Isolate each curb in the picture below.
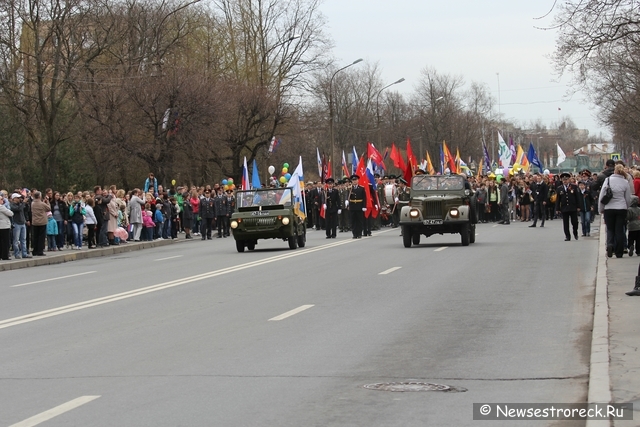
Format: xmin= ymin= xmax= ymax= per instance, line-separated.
xmin=0 ymin=239 xmax=183 ymax=271
xmin=586 ymin=217 xmax=612 ymax=427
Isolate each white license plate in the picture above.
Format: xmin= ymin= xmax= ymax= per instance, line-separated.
xmin=423 ymin=219 xmax=443 ymax=225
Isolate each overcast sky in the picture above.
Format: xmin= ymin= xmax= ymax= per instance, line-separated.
xmin=319 ymin=0 xmax=609 ymax=139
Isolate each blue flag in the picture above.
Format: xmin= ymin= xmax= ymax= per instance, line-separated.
xmin=251 ymin=159 xmax=261 ymax=189
xmin=439 ymin=144 xmax=445 ymax=174
xmin=483 ymin=142 xmax=492 ymax=173
xmin=527 ymin=142 xmax=543 ymax=170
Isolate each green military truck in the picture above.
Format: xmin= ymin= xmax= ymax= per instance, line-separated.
xmin=230 ymin=187 xmax=306 ymax=252
xmin=399 ymin=175 xmax=477 ymax=247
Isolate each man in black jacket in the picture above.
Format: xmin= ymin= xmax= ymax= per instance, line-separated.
xmin=323 ymin=178 xmax=342 ymax=239
xmin=596 ymin=159 xmax=615 ymax=192
xmin=529 ymin=174 xmax=548 ymax=228
xmin=347 ymin=174 xmax=366 ymax=239
xmin=199 ymin=189 xmax=215 ymax=240
xmin=556 ymin=172 xmax=583 ymax=241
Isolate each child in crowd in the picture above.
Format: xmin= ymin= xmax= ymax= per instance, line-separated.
xmin=142 ymin=203 xmax=155 ymax=241
xmin=46 ymin=212 xmax=58 ymax=251
xmin=84 ymin=197 xmax=97 ymax=249
xmin=153 ymin=203 xmax=164 ymax=239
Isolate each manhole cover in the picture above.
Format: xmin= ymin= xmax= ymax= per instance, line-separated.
xmin=363 ymin=382 xmax=467 ymax=392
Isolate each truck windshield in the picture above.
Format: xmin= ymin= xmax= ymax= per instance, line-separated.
xmin=236 ymin=188 xmax=293 ymax=208
xmin=412 ymin=175 xmax=464 ymax=191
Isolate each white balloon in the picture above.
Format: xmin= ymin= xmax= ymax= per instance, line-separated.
xmin=268 ymin=165 xmax=275 ymax=175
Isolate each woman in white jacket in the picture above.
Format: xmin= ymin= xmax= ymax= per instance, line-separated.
xmin=0 ymin=192 xmax=14 ymax=260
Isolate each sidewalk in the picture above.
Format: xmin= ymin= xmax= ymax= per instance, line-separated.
xmin=0 ymin=238 xmax=184 ymax=271
xmin=607 ymin=226 xmax=640 ymax=425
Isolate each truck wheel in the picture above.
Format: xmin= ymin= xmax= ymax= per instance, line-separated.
xmin=402 ymin=226 xmax=412 ymax=248
xmin=469 ymin=223 xmax=476 ymax=244
xmin=247 ymin=241 xmax=256 ymax=251
xmin=412 ymin=233 xmax=421 ymax=245
xmin=236 ymin=240 xmax=245 ymax=253
xmin=288 ymin=235 xmax=298 ymax=249
xmin=460 ymin=223 xmax=470 ymax=246
xmin=297 ymin=230 xmax=306 ymax=248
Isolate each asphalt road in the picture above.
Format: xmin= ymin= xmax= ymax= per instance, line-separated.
xmin=0 ymin=219 xmax=598 ymax=426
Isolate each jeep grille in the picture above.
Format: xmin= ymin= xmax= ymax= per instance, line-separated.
xmin=244 ymin=217 xmax=277 ymax=227
xmin=423 ymin=201 xmax=442 ymax=219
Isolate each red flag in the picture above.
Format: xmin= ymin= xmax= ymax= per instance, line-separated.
xmin=442 ymin=141 xmax=456 ymax=173
xmin=355 ymin=156 xmax=374 ymax=217
xmin=390 ymin=142 xmax=406 ymax=172
xmin=367 ymin=142 xmax=384 ymax=164
xmin=326 ymin=159 xmax=332 ymax=179
xmin=406 ymin=138 xmax=418 ymax=171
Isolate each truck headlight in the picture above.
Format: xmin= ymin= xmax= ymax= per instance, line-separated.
xmin=282 ymin=217 xmax=290 ymax=225
xmin=410 ymin=209 xmax=419 ymax=218
xmin=449 ymin=208 xmax=459 ymax=218
xmin=230 ymin=220 xmax=238 ymax=229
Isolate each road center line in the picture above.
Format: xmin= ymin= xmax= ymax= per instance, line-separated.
xmin=0 ymin=239 xmax=357 ymax=330
xmin=9 ymin=395 xmax=100 ymax=427
xmin=154 ymin=255 xmax=183 ymax=261
xmin=269 ymin=305 xmax=314 ymax=321
xmin=11 ymin=272 xmax=97 ymax=288
xmin=379 ymin=267 xmax=402 ymax=275
xmin=434 ymin=247 xmax=448 ymax=252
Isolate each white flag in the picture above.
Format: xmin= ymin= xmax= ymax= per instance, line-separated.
xmin=498 ymin=131 xmax=511 ymax=168
xmin=556 ymin=144 xmax=567 ymax=166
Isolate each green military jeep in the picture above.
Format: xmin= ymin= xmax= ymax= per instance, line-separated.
xmin=399 ymin=175 xmax=477 ymax=247
xmin=230 ymin=187 xmax=306 ymax=252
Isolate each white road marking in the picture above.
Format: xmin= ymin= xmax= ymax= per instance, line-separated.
xmin=9 ymin=396 xmax=100 ymax=427
xmin=492 ymin=224 xmax=498 ymax=228
xmin=269 ymin=305 xmax=314 ymax=321
xmin=0 ymin=239 xmax=357 ymax=330
xmin=11 ymin=272 xmax=97 ymax=288
xmin=154 ymin=255 xmax=183 ymax=262
xmin=434 ymin=247 xmax=448 ymax=252
xmin=379 ymin=267 xmax=402 ymax=275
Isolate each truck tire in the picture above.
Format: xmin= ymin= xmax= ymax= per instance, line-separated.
xmin=288 ymin=235 xmax=298 ymax=249
xmin=469 ymin=223 xmax=476 ymax=244
xmin=412 ymin=233 xmax=420 ymax=245
xmin=236 ymin=240 xmax=245 ymax=253
xmin=247 ymin=241 xmax=256 ymax=251
xmin=402 ymin=226 xmax=412 ymax=248
xmin=297 ymin=230 xmax=306 ymax=248
xmin=460 ymin=223 xmax=470 ymax=246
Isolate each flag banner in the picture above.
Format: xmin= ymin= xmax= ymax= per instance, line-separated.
xmin=268 ymin=136 xmax=280 ymax=153
xmin=426 ymin=151 xmax=436 ymax=175
xmin=442 ymin=141 xmax=456 ymax=173
xmin=483 ymin=142 xmax=492 ymax=172
xmin=241 ymin=157 xmax=250 ymax=191
xmin=326 ymin=158 xmax=332 ymax=179
xmin=439 ymin=144 xmax=445 ymax=174
xmin=341 ymin=150 xmax=350 ymax=178
xmin=498 ymin=131 xmax=511 ymax=168
xmin=285 ymin=156 xmax=306 ymax=220
xmin=251 ymin=159 xmax=261 ymax=189
xmin=390 ymin=142 xmax=407 ymax=172
xmin=406 ymin=138 xmax=418 ymax=172
xmin=527 ymin=142 xmax=543 ymax=170
xmin=477 ymin=159 xmax=483 ymax=178
xmin=366 ymin=159 xmax=380 ymax=218
xmin=557 ymin=144 xmax=567 ymax=166
xmin=455 ymin=148 xmax=461 ymax=174
xmin=317 ymin=147 xmax=323 ymax=180
xmin=351 ymin=146 xmax=358 ymax=175
xmin=355 ymin=157 xmax=374 ymax=218
xmin=367 ymin=142 xmax=384 ymax=165
xmin=509 ymin=136 xmax=517 ymax=164
xmin=321 ymin=153 xmax=329 ymax=182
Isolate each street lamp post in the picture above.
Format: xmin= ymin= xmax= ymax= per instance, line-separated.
xmin=329 ymin=58 xmax=363 ymax=179
xmin=376 ymin=78 xmax=405 ymax=146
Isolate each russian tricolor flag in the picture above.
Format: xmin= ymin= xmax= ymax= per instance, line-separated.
xmin=241 ymin=156 xmax=250 ymax=191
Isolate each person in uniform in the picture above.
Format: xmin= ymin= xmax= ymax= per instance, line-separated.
xmin=529 ymin=174 xmax=548 ymax=227
xmin=339 ymin=180 xmax=351 ymax=232
xmin=347 ymin=174 xmax=366 ymax=239
xmin=556 ymin=172 xmax=583 ymax=241
xmin=393 ymin=178 xmax=410 ymax=228
xmin=323 ymin=178 xmax=342 ymax=238
xmin=363 ymin=181 xmax=377 ymax=236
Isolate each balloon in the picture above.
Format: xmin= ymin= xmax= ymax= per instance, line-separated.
xmin=496 ymin=174 xmax=504 ymax=182
xmin=285 ymin=173 xmax=291 ymax=180
xmin=171 ymin=179 xmax=176 ymax=186
xmin=488 ymin=173 xmax=496 ymax=179
xmin=283 ymin=163 xmax=289 ymax=169
xmin=279 ymin=176 xmax=286 ymax=183
xmin=230 ymin=184 xmax=236 ymax=189
xmin=282 ymin=167 xmax=288 ymax=174
xmin=268 ymin=165 xmax=275 ymax=175
xmin=228 ymin=178 xmax=234 ymax=184
xmin=222 ymin=179 xmax=228 ymax=185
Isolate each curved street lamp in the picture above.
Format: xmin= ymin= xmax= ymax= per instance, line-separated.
xmin=329 ymin=58 xmax=363 ymax=178
xmin=376 ymin=78 xmax=405 ymax=146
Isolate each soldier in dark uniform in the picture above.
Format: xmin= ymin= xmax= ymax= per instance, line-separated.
xmin=394 ymin=178 xmax=410 ymax=228
xmin=339 ymin=180 xmax=351 ymax=232
xmin=529 ymin=174 xmax=548 ymax=227
xmin=363 ymin=181 xmax=377 ymax=237
xmin=199 ymin=189 xmax=216 ymax=240
xmin=555 ymin=172 xmax=583 ymax=241
xmin=323 ymin=178 xmax=342 ymax=238
xmin=347 ymin=174 xmax=366 ymax=239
